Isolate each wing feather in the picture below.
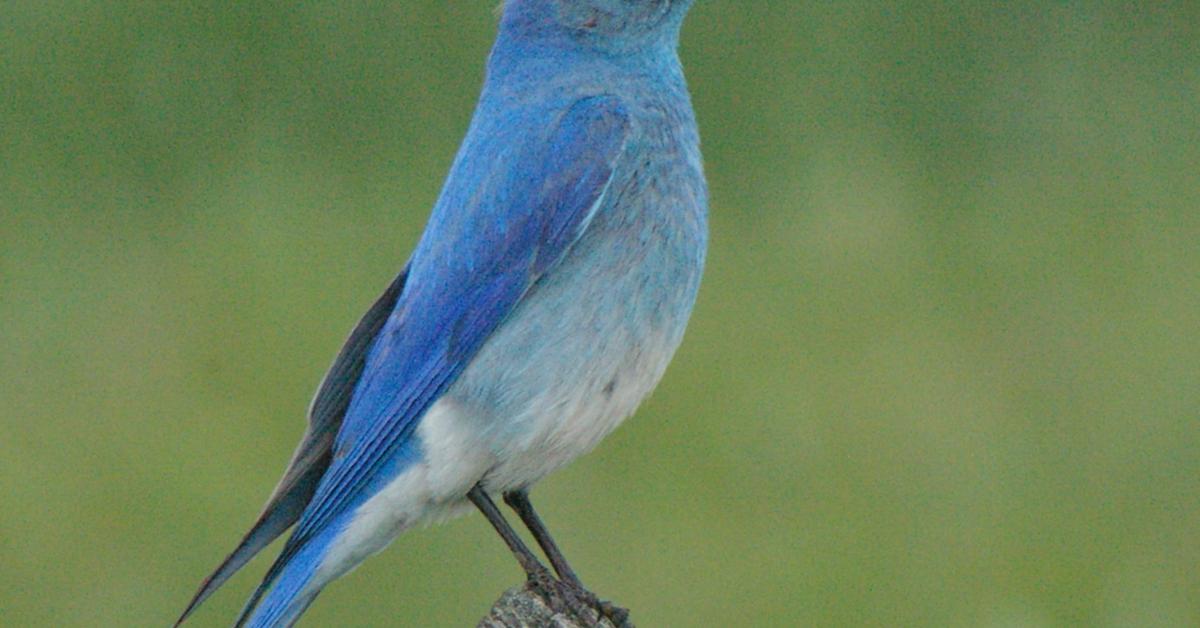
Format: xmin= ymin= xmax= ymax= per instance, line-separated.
xmin=235 ymin=95 xmax=632 ymax=622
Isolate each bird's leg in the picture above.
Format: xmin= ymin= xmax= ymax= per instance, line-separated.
xmin=503 ymin=489 xmax=631 ymax=627
xmin=502 ymin=489 xmax=582 ymax=587
xmin=467 ymin=484 xmax=549 ymax=581
xmin=470 ymin=484 xmax=608 ymax=624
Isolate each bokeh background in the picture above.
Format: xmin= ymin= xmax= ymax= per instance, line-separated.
xmin=3 ymin=2 xmax=1198 ymax=626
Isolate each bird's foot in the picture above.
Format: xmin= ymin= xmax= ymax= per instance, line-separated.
xmin=569 ymin=586 xmax=631 ymax=628
xmin=525 ymin=570 xmax=631 ymax=627
xmin=528 ymin=572 xmax=593 ymax=624
xmin=595 ymin=600 xmax=631 ymax=627
xmin=554 ymin=577 xmax=633 ymax=627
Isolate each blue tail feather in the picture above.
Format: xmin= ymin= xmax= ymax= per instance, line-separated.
xmin=235 ymin=521 xmax=344 ymax=628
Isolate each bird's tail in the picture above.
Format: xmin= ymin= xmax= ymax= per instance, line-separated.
xmin=174 ymin=439 xmax=331 ymax=627
xmin=234 ymin=524 xmax=341 ymax=628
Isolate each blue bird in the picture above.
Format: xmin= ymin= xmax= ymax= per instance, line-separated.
xmin=177 ymin=1 xmax=705 ymax=625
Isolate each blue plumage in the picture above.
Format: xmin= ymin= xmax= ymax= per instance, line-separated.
xmin=179 ymin=1 xmax=705 ymax=626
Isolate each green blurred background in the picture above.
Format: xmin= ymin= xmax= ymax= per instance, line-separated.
xmin=2 ymin=2 xmax=1198 ymax=626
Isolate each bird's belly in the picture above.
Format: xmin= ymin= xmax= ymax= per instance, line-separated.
xmin=436 ymin=203 xmax=704 ymax=492
xmin=477 ymin=323 xmax=677 ymax=492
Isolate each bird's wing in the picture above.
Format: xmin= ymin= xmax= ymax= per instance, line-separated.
xmin=175 ymin=268 xmax=408 ymax=626
xmin=235 ymin=94 xmax=632 ymax=622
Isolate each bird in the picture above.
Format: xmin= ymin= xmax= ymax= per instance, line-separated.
xmin=176 ymin=1 xmax=706 ymax=625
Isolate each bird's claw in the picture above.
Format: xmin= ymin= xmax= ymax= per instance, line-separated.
xmin=596 ymin=599 xmax=631 ymax=627
xmin=566 ymin=587 xmax=626 ymax=626
xmin=525 ymin=570 xmax=632 ymax=627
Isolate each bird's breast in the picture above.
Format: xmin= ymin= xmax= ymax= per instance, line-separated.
xmin=434 ymin=145 xmax=706 ymax=490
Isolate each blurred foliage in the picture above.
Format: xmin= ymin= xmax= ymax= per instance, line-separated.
xmin=2 ymin=2 xmax=1198 ymax=626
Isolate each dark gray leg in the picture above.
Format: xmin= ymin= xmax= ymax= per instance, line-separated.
xmin=467 ymin=484 xmax=548 ymax=580
xmin=471 ymin=484 xmax=614 ymax=624
xmin=503 ymin=489 xmax=631 ymax=627
xmin=502 ymin=489 xmax=582 ymax=587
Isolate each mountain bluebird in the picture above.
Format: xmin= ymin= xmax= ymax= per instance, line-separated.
xmin=177 ymin=1 xmax=706 ymax=625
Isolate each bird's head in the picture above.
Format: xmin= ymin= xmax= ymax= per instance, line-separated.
xmin=497 ymin=0 xmax=695 ymax=55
